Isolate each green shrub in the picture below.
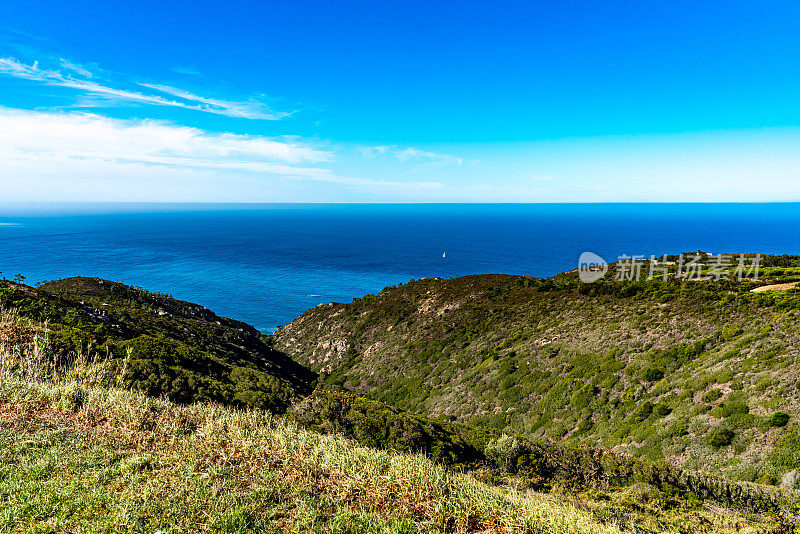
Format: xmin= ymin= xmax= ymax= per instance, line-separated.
xmin=632 ymin=402 xmax=654 ymax=423
xmin=756 ymin=474 xmax=778 ymax=486
xmin=768 ymin=411 xmax=790 ymax=428
xmin=709 ymin=428 xmax=735 ymax=447
xmin=702 ymin=389 xmax=723 ymax=403
xmin=754 ymin=377 xmax=772 ymax=391
xmin=653 ymin=404 xmax=672 ymax=418
xmin=694 ymin=404 xmax=712 ymax=415
xmin=670 ymin=422 xmax=689 ymax=437
xmin=721 ymin=323 xmax=744 ymax=341
xmin=641 ymin=367 xmax=665 ymax=382
xmin=726 ymin=413 xmax=757 ymax=430
xmin=485 ymin=434 xmax=524 ymax=472
xmin=715 ymin=369 xmax=736 ymax=384
xmin=729 ymin=400 xmax=750 ymax=415
xmin=710 ymin=400 xmax=749 ymax=419
xmin=577 ymin=417 xmax=593 ymax=434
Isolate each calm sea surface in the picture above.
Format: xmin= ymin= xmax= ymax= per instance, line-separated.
xmin=0 ymin=203 xmax=798 ymax=333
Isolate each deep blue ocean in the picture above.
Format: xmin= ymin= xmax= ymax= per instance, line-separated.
xmin=1 ymin=203 xmax=799 ymax=333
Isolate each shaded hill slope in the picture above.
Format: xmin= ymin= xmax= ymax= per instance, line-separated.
xmin=0 ymin=277 xmax=316 ymax=411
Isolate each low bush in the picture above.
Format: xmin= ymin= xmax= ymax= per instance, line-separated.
xmin=641 ymin=367 xmax=665 ymax=382
xmin=653 ymin=404 xmax=672 ymax=418
xmin=769 ymin=411 xmax=791 ymax=428
xmin=709 ymin=428 xmax=735 ymax=447
xmin=702 ymin=389 xmax=723 ymax=403
xmin=632 ymin=401 xmax=654 ymax=423
xmin=485 ymin=434 xmax=524 ymax=472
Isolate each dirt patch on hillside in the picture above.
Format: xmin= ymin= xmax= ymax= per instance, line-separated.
xmin=751 ymin=282 xmax=799 ymax=293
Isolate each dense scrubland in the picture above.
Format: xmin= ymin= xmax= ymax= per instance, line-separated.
xmin=3 ymin=257 xmax=800 ymax=532
xmin=275 ymin=256 xmax=800 ymax=486
xmin=0 ymin=327 xmax=786 ymax=533
xmin=0 ymin=277 xmax=315 ymax=411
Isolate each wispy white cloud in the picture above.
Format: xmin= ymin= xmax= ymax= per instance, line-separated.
xmin=361 ymin=145 xmax=463 ymax=166
xmin=361 ymin=145 xmax=392 ymax=158
xmin=0 ymin=56 xmax=288 ymax=119
xmin=0 ymin=107 xmax=324 ymax=165
xmin=395 ymin=147 xmax=463 ymax=165
xmin=59 ymin=58 xmax=93 ymax=78
xmin=140 ymin=83 xmax=289 ymax=120
xmin=0 ymin=108 xmax=442 ymax=199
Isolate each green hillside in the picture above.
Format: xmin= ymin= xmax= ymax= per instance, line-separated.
xmin=273 ymin=256 xmax=800 ymax=485
xmin=2 ymin=270 xmax=800 ymax=530
xmin=0 ymin=277 xmax=316 ymax=412
xmin=0 ymin=316 xmax=786 ymax=533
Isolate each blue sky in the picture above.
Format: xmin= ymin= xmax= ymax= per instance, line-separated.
xmin=1 ymin=1 xmax=799 ymax=202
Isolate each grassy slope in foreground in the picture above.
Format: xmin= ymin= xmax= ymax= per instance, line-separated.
xmin=0 ymin=376 xmax=621 ymax=534
xmin=273 ymin=263 xmax=800 ymax=484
